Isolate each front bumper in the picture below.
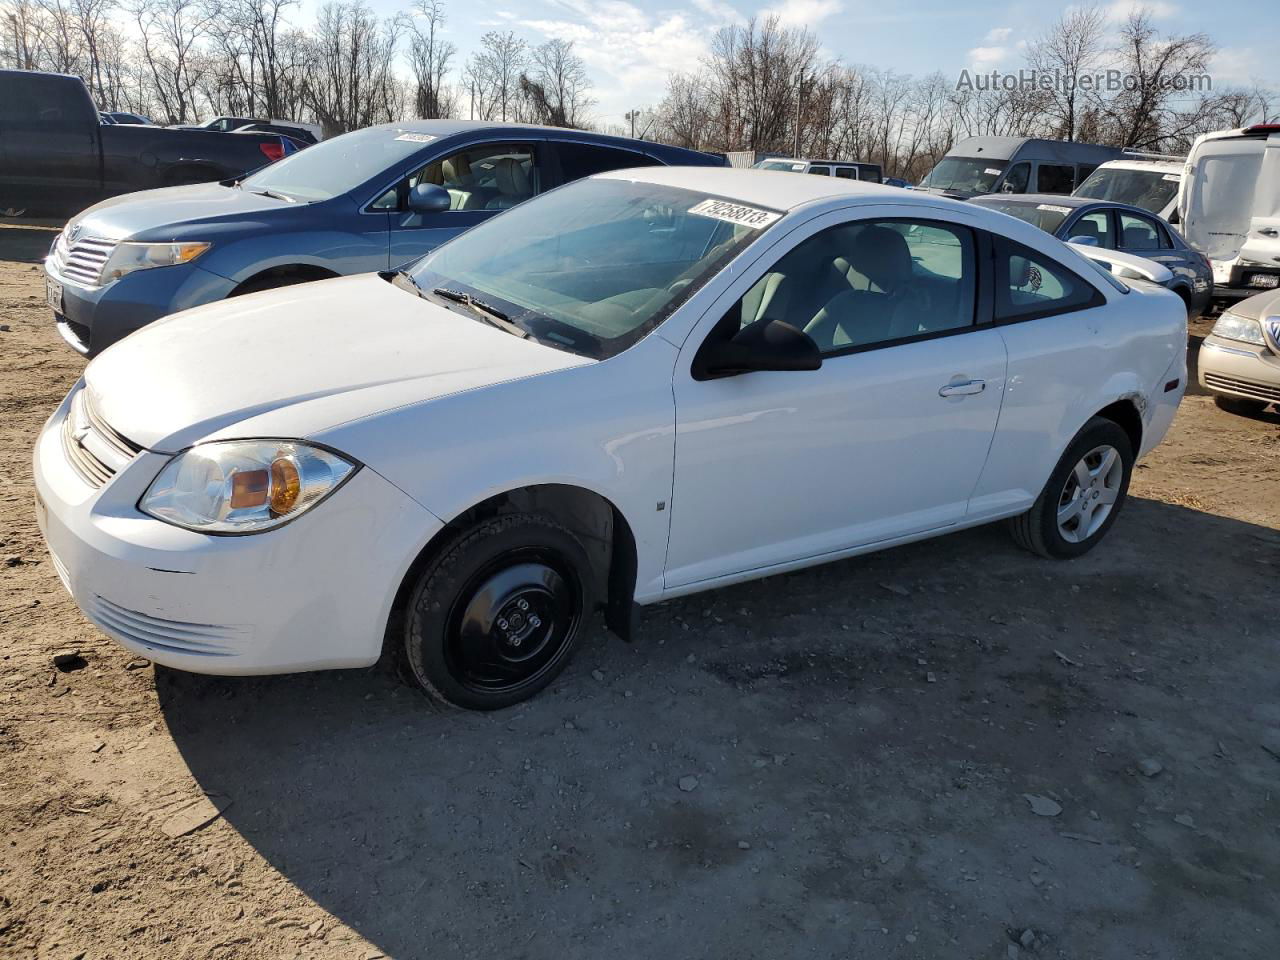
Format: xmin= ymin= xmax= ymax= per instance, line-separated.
xmin=33 ymin=386 xmax=442 ymax=674
xmin=46 ymin=260 xmax=236 ymax=357
xmin=1197 ymin=336 xmax=1280 ymax=406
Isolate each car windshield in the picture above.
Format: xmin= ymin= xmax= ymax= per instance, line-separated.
xmin=407 ymin=178 xmax=774 ymax=359
xmin=240 ymin=126 xmax=435 ymax=202
xmin=975 ymin=198 xmax=1072 ymax=233
xmin=919 ymin=156 xmax=1007 ymax=195
xmin=756 ymin=160 xmax=808 ymax=172
xmin=1074 ymin=167 xmax=1179 ymax=214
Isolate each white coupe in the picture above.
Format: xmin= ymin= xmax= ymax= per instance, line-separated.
xmin=34 ymin=168 xmax=1188 ymax=709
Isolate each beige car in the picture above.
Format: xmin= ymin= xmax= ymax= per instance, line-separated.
xmin=1198 ymin=287 xmax=1280 ymax=414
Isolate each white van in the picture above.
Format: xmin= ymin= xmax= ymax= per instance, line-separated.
xmin=1177 ymin=123 xmax=1280 ymax=302
xmin=1073 ymin=151 xmax=1183 ymax=220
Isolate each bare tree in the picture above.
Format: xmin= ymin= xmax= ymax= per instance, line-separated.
xmin=464 ymin=30 xmax=523 ymax=121
xmin=1028 ymin=4 xmax=1106 ymax=141
xmin=518 ymin=37 xmax=590 ymax=127
xmin=404 ymin=0 xmax=454 ymax=118
xmin=302 ymin=0 xmax=402 ymax=134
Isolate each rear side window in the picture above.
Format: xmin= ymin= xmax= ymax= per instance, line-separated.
xmin=995 ymin=237 xmax=1103 ymax=321
xmin=1036 ymin=163 xmax=1077 ymax=194
xmin=555 ymin=141 xmax=659 ymax=182
xmin=0 ymin=74 xmax=87 ymax=133
xmin=834 ymin=167 xmax=856 ymax=179
xmin=1119 ymin=211 xmax=1170 ymax=250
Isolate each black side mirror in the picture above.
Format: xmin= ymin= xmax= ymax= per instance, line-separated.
xmin=694 ymin=317 xmax=822 ymax=380
xmin=406 ymin=182 xmax=451 ymax=214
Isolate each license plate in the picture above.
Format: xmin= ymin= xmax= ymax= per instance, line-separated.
xmin=46 ymin=276 xmax=63 ymax=311
xmin=1248 ymin=273 xmax=1279 ymax=289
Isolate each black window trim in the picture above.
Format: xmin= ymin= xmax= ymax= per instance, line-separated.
xmin=695 ymin=216 xmax=996 ymax=367
xmin=991 ymin=233 xmax=1107 ymax=325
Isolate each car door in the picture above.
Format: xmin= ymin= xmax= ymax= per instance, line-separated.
xmin=380 ymin=139 xmax=547 ymax=270
xmin=664 ymin=210 xmax=1008 ymax=590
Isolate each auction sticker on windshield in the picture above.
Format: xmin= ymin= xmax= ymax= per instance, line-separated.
xmin=688 ymin=199 xmax=782 ymax=229
xmin=1037 ymin=204 xmax=1073 ymax=214
xmin=395 ymin=133 xmax=436 ymax=143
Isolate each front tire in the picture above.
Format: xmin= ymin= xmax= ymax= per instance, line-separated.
xmin=403 ymin=514 xmax=592 ymax=710
xmin=1010 ymin=417 xmax=1134 ymax=559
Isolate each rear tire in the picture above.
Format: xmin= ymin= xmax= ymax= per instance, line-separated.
xmin=403 ymin=514 xmax=592 ymax=710
xmin=1010 ymin=417 xmax=1134 ymax=559
xmin=1214 ymin=395 xmax=1268 ymax=417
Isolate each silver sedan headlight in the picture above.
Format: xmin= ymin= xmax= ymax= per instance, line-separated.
xmin=101 ymin=241 xmax=211 ymax=283
xmin=140 ymin=440 xmax=357 ymax=534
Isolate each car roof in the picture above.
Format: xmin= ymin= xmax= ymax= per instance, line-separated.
xmin=597 ymin=166 xmax=962 ymax=212
xmin=1095 ymin=158 xmax=1183 ymax=173
xmin=971 ymin=193 xmax=1165 ymax=217
xmin=358 ymin=119 xmax=715 ymax=161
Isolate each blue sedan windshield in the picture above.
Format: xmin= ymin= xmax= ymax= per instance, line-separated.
xmin=241 ymin=126 xmax=435 ymax=202
xmin=407 ymin=178 xmax=776 ymax=359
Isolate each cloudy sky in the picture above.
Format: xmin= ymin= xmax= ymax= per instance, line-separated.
xmin=307 ymin=0 xmax=1277 ymax=128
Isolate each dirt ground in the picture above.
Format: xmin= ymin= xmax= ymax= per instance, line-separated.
xmin=1 ymin=218 xmax=1279 ymax=960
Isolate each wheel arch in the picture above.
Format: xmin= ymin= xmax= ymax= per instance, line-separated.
xmin=230 ymin=262 xmax=342 ymax=295
xmin=385 ymin=483 xmax=641 ymax=651
xmin=1093 ymin=395 xmax=1144 ymax=454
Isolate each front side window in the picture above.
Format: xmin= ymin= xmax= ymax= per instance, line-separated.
xmin=1118 ymin=212 xmax=1167 ymax=250
xmin=1068 ymin=210 xmax=1114 ymax=248
xmin=1000 ymin=162 xmax=1030 ymax=194
xmin=1036 ymin=163 xmax=1077 ymax=194
xmin=996 ymin=237 xmax=1103 ymax=321
xmin=373 ymin=142 xmax=540 ymax=212
xmin=407 ymin=179 xmax=772 ymax=359
xmin=727 ymin=219 xmax=976 ymax=354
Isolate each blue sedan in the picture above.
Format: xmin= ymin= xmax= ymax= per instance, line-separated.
xmin=45 ymin=120 xmax=724 ymax=355
xmin=969 ymin=193 xmax=1213 ymax=319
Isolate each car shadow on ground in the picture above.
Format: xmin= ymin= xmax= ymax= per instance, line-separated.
xmin=0 ymin=220 xmax=61 ymax=264
xmin=155 ymin=497 xmax=1280 ymax=959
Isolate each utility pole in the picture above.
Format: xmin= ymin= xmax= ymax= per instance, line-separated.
xmin=793 ymin=68 xmax=804 ymax=158
xmin=9 ymin=14 xmax=20 ymax=70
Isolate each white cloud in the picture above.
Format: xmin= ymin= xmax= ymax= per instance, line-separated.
xmin=520 ymin=2 xmax=717 ymax=125
xmin=1208 ymin=46 xmax=1267 ymax=89
xmin=1104 ymin=0 xmax=1179 ymax=21
xmin=692 ymin=0 xmax=745 ymax=24
xmin=967 ymin=26 xmax=1015 ymax=68
xmin=759 ymin=0 xmax=844 ymax=27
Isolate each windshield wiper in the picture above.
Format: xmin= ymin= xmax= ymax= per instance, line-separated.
xmin=431 ymin=287 xmax=526 ymax=338
xmin=391 ymin=269 xmax=427 ymax=298
xmin=252 ymin=188 xmax=296 ymax=203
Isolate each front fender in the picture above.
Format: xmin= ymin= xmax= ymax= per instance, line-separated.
xmin=313 ymin=336 xmax=679 ymax=604
xmin=198 ymin=229 xmax=387 ymax=285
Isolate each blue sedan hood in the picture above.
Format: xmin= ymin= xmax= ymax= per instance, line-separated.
xmin=68 ymin=183 xmax=314 ymax=243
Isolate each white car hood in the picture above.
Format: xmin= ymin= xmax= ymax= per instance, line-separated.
xmin=85 ymin=273 xmax=593 ymax=451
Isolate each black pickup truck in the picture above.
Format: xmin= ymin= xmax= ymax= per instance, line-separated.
xmin=0 ymin=70 xmax=292 ymax=217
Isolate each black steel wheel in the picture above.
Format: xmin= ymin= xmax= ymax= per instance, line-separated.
xmin=404 ymin=514 xmax=592 ymax=710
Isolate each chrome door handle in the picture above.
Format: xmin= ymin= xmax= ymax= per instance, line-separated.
xmin=939 ymin=379 xmax=986 ymax=397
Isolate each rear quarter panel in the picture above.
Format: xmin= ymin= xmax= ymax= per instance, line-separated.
xmin=968 ymin=281 xmax=1186 ymax=518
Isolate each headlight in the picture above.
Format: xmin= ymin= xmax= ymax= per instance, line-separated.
xmin=140 ymin=440 xmax=357 ymax=534
xmin=101 ymin=241 xmax=211 ymax=283
xmin=1210 ymin=312 xmax=1266 ymax=346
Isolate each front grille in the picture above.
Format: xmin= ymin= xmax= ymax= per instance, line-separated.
xmin=47 ymin=230 xmax=118 ymax=287
xmin=1204 ymin=372 xmax=1280 ymax=403
xmin=86 ymin=595 xmax=248 ymax=657
xmin=61 ymin=389 xmax=143 ymax=488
